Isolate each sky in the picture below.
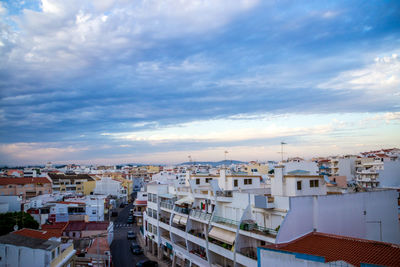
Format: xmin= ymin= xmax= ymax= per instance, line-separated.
xmin=0 ymin=0 xmax=399 ymax=165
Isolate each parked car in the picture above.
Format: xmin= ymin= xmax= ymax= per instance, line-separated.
xmin=127 ymin=231 xmax=136 ymax=239
xmin=136 ymin=260 xmax=158 ymax=267
xmin=130 ymin=242 xmax=143 ymax=254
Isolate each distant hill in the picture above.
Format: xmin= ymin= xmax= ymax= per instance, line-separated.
xmin=179 ymin=160 xmax=247 ymax=167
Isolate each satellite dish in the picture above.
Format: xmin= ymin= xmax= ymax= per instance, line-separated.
xmin=13 ymin=225 xmax=18 ymax=231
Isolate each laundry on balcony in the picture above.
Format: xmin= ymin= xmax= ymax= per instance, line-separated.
xmin=208 ymin=227 xmax=236 ymax=245
xmin=175 ymin=196 xmax=194 ymax=205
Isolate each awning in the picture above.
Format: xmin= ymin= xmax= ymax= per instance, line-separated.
xmin=208 ymin=227 xmax=236 ymax=245
xmin=179 ymin=216 xmax=188 ymax=225
xmin=173 ymin=215 xmax=182 ymax=224
xmin=175 ymin=196 xmax=194 ymax=205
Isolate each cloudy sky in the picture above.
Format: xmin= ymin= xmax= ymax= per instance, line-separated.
xmin=0 ymin=0 xmax=399 ymax=165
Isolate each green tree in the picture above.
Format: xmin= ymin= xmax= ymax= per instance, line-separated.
xmin=0 ymin=212 xmax=39 ymax=236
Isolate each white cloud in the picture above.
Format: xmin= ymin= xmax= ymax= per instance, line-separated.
xmin=2 ymin=0 xmax=259 ymax=76
xmin=318 ymin=54 xmax=400 ymax=94
xmin=0 ymin=142 xmax=89 ymax=162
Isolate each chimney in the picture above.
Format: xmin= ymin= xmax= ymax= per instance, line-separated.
xmin=272 ymin=165 xmax=285 ymax=196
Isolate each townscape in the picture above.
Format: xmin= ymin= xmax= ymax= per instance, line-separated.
xmin=0 ymin=147 xmax=399 ymax=267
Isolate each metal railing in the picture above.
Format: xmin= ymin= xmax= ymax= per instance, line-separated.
xmin=240 ymin=222 xmax=278 ymax=236
xmin=188 ymin=229 xmax=205 ymax=239
xmin=190 ymin=210 xmax=212 ymax=221
xmin=212 ymin=215 xmax=239 ymax=228
xmin=160 ymin=201 xmax=174 ymax=210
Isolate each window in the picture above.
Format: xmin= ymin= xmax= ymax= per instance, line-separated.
xmin=196 ymin=179 xmax=200 ymax=185
xmin=297 ymin=181 xmax=302 ymax=190
xmin=57 ymin=247 xmax=60 ymax=255
xmin=206 ymin=178 xmax=212 ymax=183
xmin=234 ymin=179 xmax=238 ymax=187
xmin=310 ymin=180 xmax=319 ymax=188
xmin=244 ymin=179 xmax=252 ymax=185
xmin=92 ymin=210 xmax=97 ymax=215
xmin=52 ymin=250 xmax=55 ymax=259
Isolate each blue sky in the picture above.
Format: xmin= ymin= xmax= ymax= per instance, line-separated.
xmin=0 ymin=0 xmax=399 ymax=165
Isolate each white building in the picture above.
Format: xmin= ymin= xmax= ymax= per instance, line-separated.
xmin=142 ymin=165 xmax=400 ymax=267
xmin=94 ymin=177 xmax=127 ymax=200
xmin=0 ymin=230 xmax=75 ymax=267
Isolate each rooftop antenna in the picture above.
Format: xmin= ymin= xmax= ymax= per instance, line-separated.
xmin=278 ymin=142 xmax=287 ymax=163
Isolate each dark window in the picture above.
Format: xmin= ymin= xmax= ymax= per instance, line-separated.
xmin=249 ymin=179 xmax=252 ymax=185
xmin=244 ymin=179 xmax=248 ymax=185
xmin=196 ymin=179 xmax=200 ymax=185
xmin=234 ymin=180 xmax=238 ymax=187
xmin=310 ymin=180 xmax=319 ymax=188
xmin=297 ymin=181 xmax=302 ymax=190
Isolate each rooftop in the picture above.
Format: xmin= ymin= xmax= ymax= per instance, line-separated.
xmin=0 ymin=177 xmax=51 ymax=185
xmin=264 ymin=232 xmax=400 ymax=267
xmin=0 ymin=231 xmax=60 ymax=251
xmin=13 ymin=228 xmax=62 ymax=240
xmin=48 ymin=173 xmax=95 ymax=182
xmin=65 ymin=221 xmax=109 ymax=232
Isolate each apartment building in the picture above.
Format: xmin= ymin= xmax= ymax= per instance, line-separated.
xmin=48 ymin=173 xmax=96 ymax=195
xmin=0 ymin=177 xmax=52 ymax=200
xmin=142 ymin=165 xmax=400 ymax=267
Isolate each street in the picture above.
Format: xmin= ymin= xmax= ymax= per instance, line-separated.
xmin=110 ymin=203 xmax=149 ymax=267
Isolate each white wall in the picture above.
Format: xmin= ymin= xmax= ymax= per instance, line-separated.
xmin=277 ymin=190 xmax=400 ymax=244
xmin=259 ymin=248 xmax=326 ymax=267
xmin=284 ymin=162 xmax=319 ymax=175
xmin=338 ymin=158 xmax=355 ymax=181
xmin=0 ymin=244 xmax=48 ymax=267
xmin=378 ymin=161 xmax=400 ymax=188
xmin=0 ymin=196 xmax=21 ymax=212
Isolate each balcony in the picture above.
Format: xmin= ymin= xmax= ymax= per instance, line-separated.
xmin=239 ymin=247 xmax=257 ymax=260
xmin=188 ymin=229 xmax=205 ymax=240
xmin=175 ymin=240 xmax=187 ymax=249
xmin=161 ymin=232 xmax=171 ymax=241
xmin=212 ymin=215 xmax=239 ymax=229
xmin=239 ymin=221 xmax=277 ymax=237
xmin=160 ymin=201 xmax=174 ymax=210
xmin=216 ymin=190 xmax=233 ymax=202
xmin=133 ymin=211 xmax=143 ymax=216
xmin=174 ymin=206 xmax=190 ymax=215
xmin=190 ymin=210 xmax=212 ymax=222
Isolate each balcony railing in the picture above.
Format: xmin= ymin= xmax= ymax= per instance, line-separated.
xmin=174 ymin=206 xmax=190 ymax=215
xmin=188 ymin=229 xmax=206 ymax=239
xmin=216 ymin=190 xmax=233 ymax=197
xmin=160 ymin=201 xmax=174 ymax=210
xmin=240 ymin=222 xmax=277 ymax=237
xmin=212 ymin=215 xmax=239 ymax=228
xmin=161 ymin=232 xmax=171 ymax=241
xmin=190 ymin=210 xmax=212 ymax=221
xmin=239 ymin=247 xmax=257 ymax=260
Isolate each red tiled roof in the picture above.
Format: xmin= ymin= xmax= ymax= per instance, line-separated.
xmin=65 ymin=221 xmax=109 ymax=231
xmin=41 ymin=222 xmax=69 ymax=231
xmin=0 ymin=177 xmax=51 ymax=185
xmin=265 ymin=232 xmax=400 ymax=267
xmin=13 ymin=228 xmax=62 ymax=240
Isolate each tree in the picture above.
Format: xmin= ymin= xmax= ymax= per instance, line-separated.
xmin=0 ymin=212 xmax=39 ymax=236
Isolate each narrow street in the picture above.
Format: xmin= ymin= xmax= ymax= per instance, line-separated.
xmin=110 ymin=203 xmax=149 ymax=267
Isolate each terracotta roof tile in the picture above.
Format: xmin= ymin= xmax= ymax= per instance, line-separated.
xmin=0 ymin=177 xmax=51 ymax=185
xmin=265 ymin=232 xmax=400 ymax=267
xmin=13 ymin=228 xmax=62 ymax=240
